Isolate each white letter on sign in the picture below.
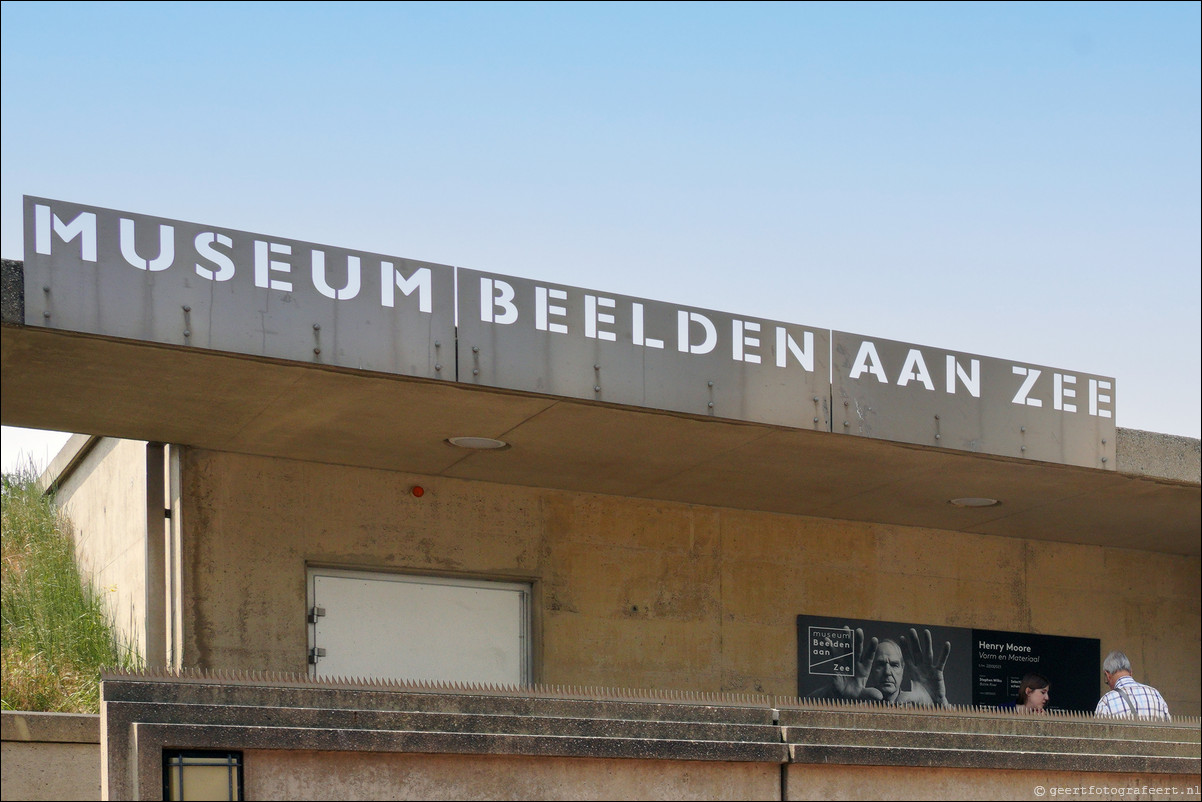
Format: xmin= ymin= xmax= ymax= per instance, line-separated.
xmin=1089 ymin=379 xmax=1113 ymax=418
xmin=1054 ymin=373 xmax=1077 ymax=412
xmin=897 ymin=349 xmax=934 ymax=390
xmin=480 ymin=277 xmax=518 ymax=324
xmin=776 ymin=328 xmax=815 ymax=371
xmin=536 ymin=287 xmax=569 ymax=333
xmin=678 ymin=311 xmax=717 ymax=355
xmin=732 ymin=320 xmax=761 ymax=364
xmin=849 ymin=341 xmax=888 ymax=383
xmin=1011 ymin=366 xmax=1042 ymax=407
xmin=382 ymin=263 xmax=432 ymax=312
xmin=254 ymin=241 xmax=293 ymax=291
xmin=946 ymin=355 xmax=980 ymax=397
xmin=195 ymin=232 xmax=235 ymax=281
xmin=585 ymin=295 xmax=617 ymax=341
xmin=35 ymin=205 xmax=97 ymax=262
xmin=120 ymin=218 xmax=175 ymax=271
xmin=632 ymin=303 xmax=665 ymax=349
xmin=312 ymin=252 xmax=362 ymax=300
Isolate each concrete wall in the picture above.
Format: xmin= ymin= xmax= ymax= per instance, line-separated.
xmin=784 ymin=764 xmax=1201 ymax=801
xmin=54 ymin=438 xmax=149 ymax=660
xmin=253 ymin=751 xmax=777 ymax=800
xmin=245 ymin=753 xmax=1202 ymax=801
xmin=176 ymin=449 xmax=1202 ymax=715
xmin=0 ymin=712 xmax=100 ymax=801
xmin=99 ymin=675 xmax=1200 ymax=801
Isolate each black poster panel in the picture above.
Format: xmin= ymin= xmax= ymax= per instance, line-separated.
xmin=796 ymin=615 xmax=973 ymax=706
xmin=971 ymin=628 xmax=1100 ymax=712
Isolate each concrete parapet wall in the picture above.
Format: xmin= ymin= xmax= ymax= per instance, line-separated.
xmin=1118 ymin=428 xmax=1202 ymax=483
xmin=245 ymin=751 xmax=777 ymax=801
xmin=101 ymin=671 xmax=1201 ymax=801
xmin=0 ymin=711 xmax=101 ymax=801
xmin=786 ymin=764 xmax=1201 ymax=801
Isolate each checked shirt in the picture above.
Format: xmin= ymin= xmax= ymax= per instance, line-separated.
xmin=1095 ymin=675 xmax=1171 ymax=720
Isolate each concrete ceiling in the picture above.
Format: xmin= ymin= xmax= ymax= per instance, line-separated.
xmin=3 ymin=323 xmax=1199 ymax=556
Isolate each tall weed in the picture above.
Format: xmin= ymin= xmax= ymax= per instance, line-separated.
xmin=1 ymin=464 xmax=140 ymax=712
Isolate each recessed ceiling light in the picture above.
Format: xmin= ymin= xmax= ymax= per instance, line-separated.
xmin=446 ymin=436 xmax=509 ymax=450
xmin=949 ymin=497 xmax=1000 ymax=508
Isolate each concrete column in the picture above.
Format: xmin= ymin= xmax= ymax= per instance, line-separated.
xmin=144 ymin=442 xmax=167 ymax=667
xmin=168 ymin=444 xmax=184 ymax=670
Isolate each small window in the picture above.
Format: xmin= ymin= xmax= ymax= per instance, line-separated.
xmin=163 ymin=750 xmax=243 ymax=801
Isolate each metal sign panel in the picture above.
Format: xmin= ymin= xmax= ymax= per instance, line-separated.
xmin=797 ymin=614 xmax=1101 ymax=712
xmin=19 ymin=196 xmax=1121 ymax=470
xmin=457 ymin=269 xmax=831 ymax=429
xmin=831 ymin=330 xmax=1117 ymax=469
xmin=22 ymin=197 xmax=455 ymax=379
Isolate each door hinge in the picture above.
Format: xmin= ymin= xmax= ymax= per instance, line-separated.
xmin=308 ymin=647 xmax=327 ymax=665
xmin=308 ymin=606 xmax=326 ymax=624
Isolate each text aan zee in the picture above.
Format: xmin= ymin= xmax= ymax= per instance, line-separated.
xmin=847 ymin=339 xmax=1112 ymax=417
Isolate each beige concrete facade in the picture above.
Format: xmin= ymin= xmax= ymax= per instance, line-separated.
xmin=0 ymin=712 xmax=100 ymax=801
xmin=156 ymin=447 xmax=1201 ymax=714
xmin=245 ymin=752 xmax=778 ymax=801
xmin=53 ymin=438 xmax=151 ymax=661
xmin=96 ymin=674 xmax=1199 ymax=801
xmin=256 ymin=754 xmax=1202 ymax=801
xmin=785 ymin=764 xmax=1201 ymax=801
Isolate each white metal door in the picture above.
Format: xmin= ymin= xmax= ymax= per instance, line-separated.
xmin=308 ymin=568 xmax=530 ymax=685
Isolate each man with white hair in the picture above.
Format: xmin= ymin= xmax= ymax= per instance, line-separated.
xmin=1095 ymin=650 xmax=1170 ymax=720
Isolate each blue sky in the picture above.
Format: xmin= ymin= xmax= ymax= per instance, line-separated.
xmin=2 ymin=1 xmax=1199 ymax=472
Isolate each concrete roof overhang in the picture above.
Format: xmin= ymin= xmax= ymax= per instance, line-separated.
xmin=3 ymin=320 xmax=1199 ymax=557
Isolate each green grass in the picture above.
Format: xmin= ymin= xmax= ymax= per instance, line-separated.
xmin=1 ymin=463 xmax=140 ymax=713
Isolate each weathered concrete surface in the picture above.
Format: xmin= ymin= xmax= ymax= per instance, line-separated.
xmin=246 ymin=751 xmax=779 ymax=801
xmin=785 ymin=763 xmax=1201 ymax=801
xmin=52 ymin=437 xmax=150 ymax=661
xmin=171 ymin=449 xmax=1201 ymax=715
xmin=1118 ymin=428 xmax=1202 ymax=483
xmin=98 ymin=675 xmax=1200 ymax=801
xmin=0 ymin=259 xmax=22 ymax=326
xmin=0 ymin=712 xmax=100 ymax=801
